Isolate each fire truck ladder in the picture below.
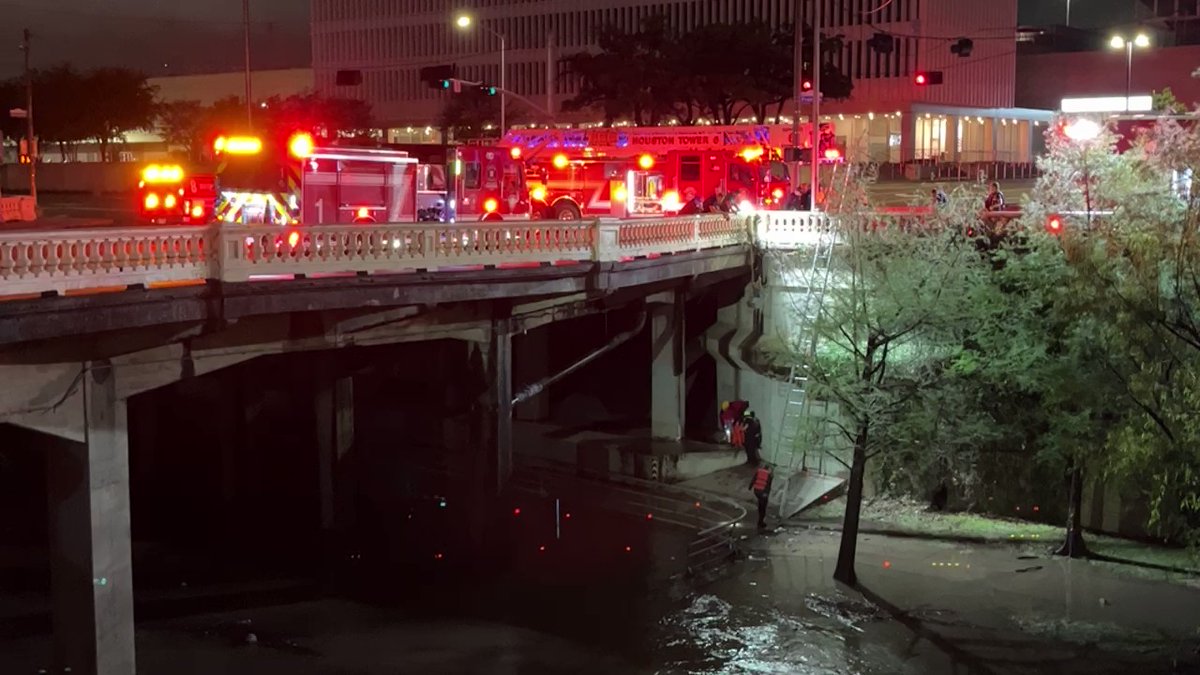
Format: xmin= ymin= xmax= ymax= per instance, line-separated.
xmin=771 ymin=213 xmax=837 ymax=473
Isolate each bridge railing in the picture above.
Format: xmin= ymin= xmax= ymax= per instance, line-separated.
xmin=0 ymin=215 xmax=752 ymax=296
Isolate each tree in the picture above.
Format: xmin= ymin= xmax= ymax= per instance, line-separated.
xmin=561 ymin=19 xmax=853 ymax=125
xmin=157 ymin=100 xmax=206 ymax=161
xmin=438 ymin=88 xmax=505 ymax=139
xmin=81 ymin=68 xmax=158 ymax=161
xmin=784 ymin=220 xmax=994 ymax=586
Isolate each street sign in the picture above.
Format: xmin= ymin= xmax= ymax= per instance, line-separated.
xmin=9 ymin=108 xmax=27 ymax=119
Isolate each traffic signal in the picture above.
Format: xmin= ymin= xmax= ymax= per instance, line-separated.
xmin=868 ymin=32 xmax=896 ymax=54
xmin=420 ymin=64 xmax=456 ymax=89
xmin=479 ymin=84 xmax=497 ymax=96
xmin=914 ymin=71 xmax=944 ymax=86
xmin=950 ymin=38 xmax=974 ymax=57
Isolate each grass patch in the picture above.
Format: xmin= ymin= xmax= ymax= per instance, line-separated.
xmin=803 ymin=496 xmax=1200 ymax=581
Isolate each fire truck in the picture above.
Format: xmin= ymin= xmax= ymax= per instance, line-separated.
xmin=136 ymin=132 xmax=419 ymax=226
xmin=136 ymin=163 xmax=215 ymax=224
xmin=388 ymin=143 xmax=531 ymax=222
xmin=499 ymin=124 xmax=842 ymax=220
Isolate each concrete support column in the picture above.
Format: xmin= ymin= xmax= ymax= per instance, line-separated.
xmin=489 ymin=318 xmax=514 ymax=493
xmin=316 ymin=375 xmax=355 ymax=531
xmin=47 ymin=362 xmax=136 ymax=675
xmin=651 ymin=291 xmax=686 ymax=440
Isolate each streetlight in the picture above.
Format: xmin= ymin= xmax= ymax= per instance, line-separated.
xmin=454 ymin=12 xmax=506 ymax=135
xmin=1109 ymin=33 xmax=1151 ymax=112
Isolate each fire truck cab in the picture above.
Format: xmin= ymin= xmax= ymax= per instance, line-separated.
xmin=136 ymin=164 xmax=215 ymax=225
xmin=393 ymin=143 xmax=532 ymax=222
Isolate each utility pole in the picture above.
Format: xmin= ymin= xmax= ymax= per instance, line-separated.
xmin=546 ymin=31 xmax=556 ymax=127
xmin=810 ymin=0 xmax=821 ymax=211
xmin=243 ymin=0 xmax=253 ymax=127
xmin=21 ymin=28 xmax=36 ymax=203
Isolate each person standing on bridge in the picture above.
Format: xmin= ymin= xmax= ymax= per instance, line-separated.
xmin=749 ymin=462 xmax=773 ymax=530
xmin=984 ymin=181 xmax=1006 ymax=212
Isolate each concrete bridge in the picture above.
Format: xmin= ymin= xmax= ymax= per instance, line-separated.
xmin=0 ymin=211 xmax=848 ymax=674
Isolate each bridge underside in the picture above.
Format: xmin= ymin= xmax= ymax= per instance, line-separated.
xmin=0 ymin=246 xmax=750 ymax=674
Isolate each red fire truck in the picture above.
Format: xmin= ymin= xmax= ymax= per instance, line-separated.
xmin=389 ymin=143 xmax=531 ymax=222
xmin=136 ymin=163 xmax=216 ymax=225
xmin=136 ymin=133 xmax=419 ymax=225
xmin=499 ymin=124 xmax=842 ymax=220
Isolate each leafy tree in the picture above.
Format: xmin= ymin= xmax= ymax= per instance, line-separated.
xmin=782 ymin=220 xmax=994 ymax=586
xmin=438 ymin=88 xmax=505 ymax=139
xmin=157 ymin=99 xmax=207 ymax=161
xmin=561 ymin=19 xmax=853 ymax=125
xmin=80 ymin=68 xmax=158 ymax=161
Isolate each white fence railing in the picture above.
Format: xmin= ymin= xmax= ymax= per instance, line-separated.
xmin=0 ymin=215 xmax=756 ymax=297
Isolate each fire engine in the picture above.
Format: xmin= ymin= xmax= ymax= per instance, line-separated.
xmin=136 ymin=164 xmax=215 ymax=224
xmin=388 ymin=143 xmax=531 ymax=222
xmin=499 ymin=124 xmax=842 ymax=220
xmin=135 ymin=133 xmax=420 ymax=226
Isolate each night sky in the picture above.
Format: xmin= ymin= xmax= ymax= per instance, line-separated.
xmin=0 ymin=0 xmax=309 ymax=78
xmin=0 ymin=0 xmax=1135 ymax=80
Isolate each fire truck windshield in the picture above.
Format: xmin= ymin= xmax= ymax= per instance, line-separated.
xmin=219 ymin=155 xmax=285 ymax=193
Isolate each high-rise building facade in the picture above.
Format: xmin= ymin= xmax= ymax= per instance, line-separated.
xmin=313 ymin=0 xmax=1043 ymax=164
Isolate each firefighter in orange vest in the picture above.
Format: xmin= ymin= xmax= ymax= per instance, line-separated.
xmin=749 ymin=463 xmax=773 ymax=530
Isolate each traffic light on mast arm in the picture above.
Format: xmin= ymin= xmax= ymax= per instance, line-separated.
xmin=914 ymin=71 xmax=944 ymax=86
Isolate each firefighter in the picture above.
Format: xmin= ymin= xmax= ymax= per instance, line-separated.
xmin=984 ymin=181 xmax=1006 ymax=211
xmin=749 ymin=462 xmax=773 ymax=530
xmin=784 ymin=185 xmax=811 ymax=211
xmin=704 ymin=186 xmax=729 ymax=213
xmin=743 ymin=411 xmax=763 ymax=464
xmin=679 ymin=187 xmax=703 ymax=215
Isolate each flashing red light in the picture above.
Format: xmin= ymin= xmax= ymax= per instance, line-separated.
xmin=1046 ymin=215 xmax=1064 ymax=235
xmin=287 ymin=231 xmax=301 ymax=248
xmin=289 ymin=132 xmax=315 ymax=159
xmin=510 ymin=146 xmax=522 ymax=159
xmin=513 ymin=507 xmax=521 ymax=516
xmin=824 ymin=148 xmax=841 ymax=161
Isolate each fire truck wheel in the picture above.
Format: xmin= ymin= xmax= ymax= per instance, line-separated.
xmin=553 ymin=202 xmax=582 ymax=221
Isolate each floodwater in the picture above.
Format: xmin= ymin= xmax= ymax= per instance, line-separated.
xmin=4 ymin=507 xmax=1199 ymax=674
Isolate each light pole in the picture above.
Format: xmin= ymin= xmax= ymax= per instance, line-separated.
xmin=243 ymin=0 xmax=253 ymax=127
xmin=1109 ymin=33 xmax=1150 ymax=111
xmin=455 ymin=13 xmax=506 ymax=136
